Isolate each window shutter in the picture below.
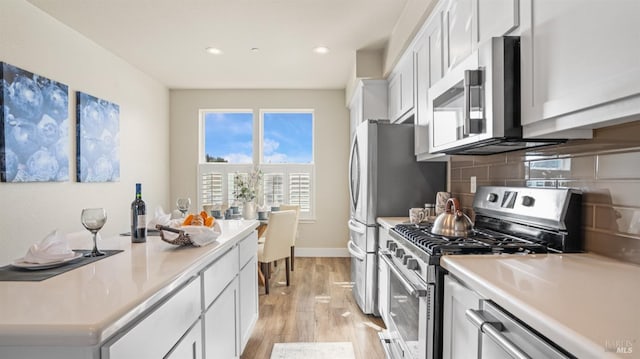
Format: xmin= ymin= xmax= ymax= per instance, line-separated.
xmin=200 ymin=172 xmax=223 ymax=205
xmin=289 ymin=173 xmax=311 ymax=212
xmin=263 ymin=173 xmax=285 ymax=206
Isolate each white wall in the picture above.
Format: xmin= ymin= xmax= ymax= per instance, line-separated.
xmin=0 ymin=0 xmax=170 ymax=265
xmin=170 ymin=89 xmax=350 ymax=254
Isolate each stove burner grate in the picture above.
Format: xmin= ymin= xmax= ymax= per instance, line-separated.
xmin=393 ymin=223 xmax=547 ymax=255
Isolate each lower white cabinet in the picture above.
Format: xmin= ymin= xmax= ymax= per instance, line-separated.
xmin=102 ymin=277 xmax=202 ymax=359
xmin=204 ymin=277 xmax=240 ymax=359
xmin=239 ymin=256 xmax=258 ymax=349
xmin=101 ymin=231 xmax=259 ymax=359
xmin=166 ymin=319 xmax=203 ymax=359
xmin=442 ymin=275 xmax=481 ymax=359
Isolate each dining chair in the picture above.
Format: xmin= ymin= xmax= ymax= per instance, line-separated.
xmin=278 ymin=204 xmax=300 ymax=271
xmin=257 ymin=210 xmax=297 ymax=294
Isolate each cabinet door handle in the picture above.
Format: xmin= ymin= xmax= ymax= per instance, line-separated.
xmin=465 ymin=309 xmax=532 ymax=359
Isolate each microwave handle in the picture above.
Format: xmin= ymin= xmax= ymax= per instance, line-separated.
xmin=463 ymin=69 xmax=482 ymax=136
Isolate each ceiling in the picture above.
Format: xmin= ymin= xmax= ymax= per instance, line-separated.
xmin=26 ymin=0 xmax=409 ymax=90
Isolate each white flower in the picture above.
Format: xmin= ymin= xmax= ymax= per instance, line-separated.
xmin=233 ymin=167 xmax=262 ymax=202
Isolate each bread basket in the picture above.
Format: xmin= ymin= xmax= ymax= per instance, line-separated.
xmin=156 ymin=225 xmax=194 ymax=246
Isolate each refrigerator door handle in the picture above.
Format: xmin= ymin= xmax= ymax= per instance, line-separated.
xmin=347 ymin=240 xmax=366 ymax=261
xmin=348 ymin=219 xmax=366 ymax=234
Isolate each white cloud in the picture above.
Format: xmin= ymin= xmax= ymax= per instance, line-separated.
xmin=225 ymin=153 xmax=253 ymax=164
xmin=263 ymin=138 xmax=280 ymax=155
xmin=264 ymin=152 xmax=288 ymax=163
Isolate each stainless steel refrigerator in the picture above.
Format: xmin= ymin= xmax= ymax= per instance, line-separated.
xmin=347 ymin=120 xmax=446 ymax=315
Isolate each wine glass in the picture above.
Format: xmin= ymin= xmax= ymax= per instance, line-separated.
xmin=81 ymin=208 xmax=107 ymax=257
xmin=176 ymin=197 xmax=191 ymax=217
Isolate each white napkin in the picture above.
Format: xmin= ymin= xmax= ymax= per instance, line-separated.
xmin=147 ymin=206 xmax=172 ymax=228
xmin=22 ymin=230 xmax=77 ymax=264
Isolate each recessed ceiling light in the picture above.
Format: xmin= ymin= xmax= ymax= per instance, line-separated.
xmin=250 ymin=47 xmax=260 ymax=52
xmin=205 ymin=47 xmax=223 ymax=55
xmin=313 ymin=46 xmax=330 ymax=54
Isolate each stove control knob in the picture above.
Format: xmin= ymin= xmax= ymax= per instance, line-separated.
xmin=395 ymin=248 xmax=405 ymax=258
xmin=388 ymin=242 xmax=397 ymax=251
xmin=522 ymin=196 xmax=535 ymax=207
xmin=406 ymin=258 xmax=419 ymax=270
xmin=402 ymin=255 xmax=413 ymax=265
xmin=487 ymin=193 xmax=499 ymax=202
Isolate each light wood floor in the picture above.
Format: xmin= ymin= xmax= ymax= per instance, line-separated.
xmin=241 ymin=257 xmax=387 ymax=359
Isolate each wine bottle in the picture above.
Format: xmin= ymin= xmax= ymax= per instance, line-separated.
xmin=131 ymin=183 xmax=147 ymax=243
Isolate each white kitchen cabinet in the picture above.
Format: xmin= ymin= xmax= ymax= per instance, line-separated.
xmin=388 ymin=52 xmax=415 ymax=123
xmin=477 ymin=0 xmax=519 ymax=43
xmin=442 ymin=275 xmax=481 ymax=359
xmin=349 ymin=79 xmax=388 ymax=141
xmin=413 ymin=4 xmax=448 ymax=161
xmin=520 ymin=0 xmax=640 ymax=138
xmin=204 ymin=278 xmax=239 ymax=359
xmin=165 ymin=319 xmax=203 ymax=359
xmin=238 ymin=233 xmax=258 ymax=351
xmin=443 ymin=0 xmax=476 ymax=73
xmin=388 ymin=72 xmax=401 ymax=122
xmin=102 ymin=278 xmax=202 ymax=359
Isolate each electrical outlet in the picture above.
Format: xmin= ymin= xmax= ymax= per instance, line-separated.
xmin=470 ymin=176 xmax=477 ymax=193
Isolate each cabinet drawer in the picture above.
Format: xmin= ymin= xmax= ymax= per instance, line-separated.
xmin=239 ymin=232 xmax=257 ymax=268
xmin=165 ymin=319 xmax=203 ymax=359
xmin=102 ymin=277 xmax=201 ymax=359
xmin=202 ymin=246 xmax=239 ymax=310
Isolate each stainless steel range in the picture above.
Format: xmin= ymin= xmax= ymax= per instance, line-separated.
xmin=377 ymin=186 xmax=582 ymax=359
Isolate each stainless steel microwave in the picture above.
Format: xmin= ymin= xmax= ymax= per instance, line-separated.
xmin=427 ymin=36 xmax=565 ymax=155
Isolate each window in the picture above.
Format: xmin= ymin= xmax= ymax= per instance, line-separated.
xmin=198 ymin=109 xmax=315 ymax=220
xmin=202 ymin=110 xmax=253 ymax=163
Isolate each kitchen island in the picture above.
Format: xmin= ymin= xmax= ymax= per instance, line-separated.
xmin=0 ymin=219 xmax=259 ymax=359
xmin=442 ymin=253 xmax=640 ymax=359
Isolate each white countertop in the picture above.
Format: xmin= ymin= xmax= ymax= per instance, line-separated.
xmin=377 ymin=217 xmax=408 ymax=229
xmin=0 ymin=220 xmax=258 ymax=347
xmin=441 ymin=253 xmax=640 ymax=359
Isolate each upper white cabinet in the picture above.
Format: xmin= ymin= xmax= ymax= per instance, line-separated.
xmin=477 ymin=0 xmax=519 ymax=43
xmin=349 ymin=79 xmax=388 ymax=141
xmin=443 ymin=0 xmax=476 ymax=72
xmin=388 ymin=52 xmax=415 ymax=123
xmin=520 ymin=0 xmax=640 ymax=138
xmin=414 ymin=4 xmax=448 ymax=161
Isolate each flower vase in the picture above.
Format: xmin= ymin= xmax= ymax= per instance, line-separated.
xmin=242 ymin=201 xmax=257 ymax=220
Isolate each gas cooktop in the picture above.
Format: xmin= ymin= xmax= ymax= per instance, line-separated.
xmin=392 ymin=186 xmax=583 ymax=257
xmin=393 ymin=223 xmax=547 ymax=256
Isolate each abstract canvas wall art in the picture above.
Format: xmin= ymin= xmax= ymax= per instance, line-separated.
xmin=0 ymin=62 xmax=69 ymax=182
xmin=76 ymin=92 xmax=120 ymax=182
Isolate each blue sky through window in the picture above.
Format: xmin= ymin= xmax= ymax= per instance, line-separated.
xmin=263 ymin=112 xmax=313 ymax=164
xmin=204 ymin=112 xmax=253 ymax=163
xmin=204 ymin=111 xmax=313 ymax=164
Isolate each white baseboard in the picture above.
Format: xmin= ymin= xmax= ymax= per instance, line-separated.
xmin=294 ymin=247 xmax=350 ymax=257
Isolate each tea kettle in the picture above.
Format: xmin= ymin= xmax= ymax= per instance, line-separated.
xmin=431 ymin=198 xmax=474 ymax=237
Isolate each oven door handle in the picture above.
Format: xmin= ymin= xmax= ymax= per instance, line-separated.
xmin=466 ymin=309 xmax=532 ymax=359
xmin=379 ymin=253 xmax=428 ymax=298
